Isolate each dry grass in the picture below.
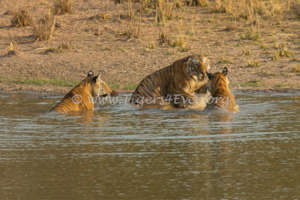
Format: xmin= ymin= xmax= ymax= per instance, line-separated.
xmin=53 ymin=0 xmax=72 ymax=15
xmin=218 ymin=57 xmax=233 ymax=64
xmin=240 ymin=30 xmax=261 ymax=41
xmin=124 ymin=1 xmax=142 ymax=39
xmin=170 ymin=36 xmax=186 ymax=48
xmin=212 ymin=0 xmax=287 ymax=20
xmin=155 ymin=0 xmax=175 ymax=24
xmin=296 ymin=4 xmax=300 ymax=17
xmin=158 ymin=29 xmax=171 ymax=46
xmin=58 ymin=41 xmax=72 ymax=50
xmin=291 ymin=65 xmax=300 ymax=73
xmin=33 ymin=10 xmax=56 ymax=41
xmin=273 ymin=44 xmax=293 ymax=60
xmin=89 ymin=13 xmax=112 ymax=21
xmin=1 ymin=0 xmax=300 ymax=91
xmin=242 ymin=49 xmax=251 ymax=56
xmin=247 ymin=59 xmax=261 ymax=67
xmin=44 ymin=41 xmax=72 ymax=54
xmin=11 ymin=9 xmax=33 ymax=27
xmin=187 ymin=0 xmax=208 ymax=7
xmin=147 ymin=42 xmax=156 ymax=49
xmin=7 ymin=41 xmax=17 ymax=56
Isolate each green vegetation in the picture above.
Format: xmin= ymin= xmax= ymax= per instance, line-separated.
xmin=0 ymin=78 xmax=137 ymax=90
xmin=123 ymin=83 xmax=138 ymax=90
xmin=247 ymin=59 xmax=261 ymax=68
xmin=218 ymin=57 xmax=233 ymax=64
xmin=242 ymin=49 xmax=251 ymax=56
xmin=241 ymin=80 xmax=261 ymax=87
xmin=240 ymin=31 xmax=261 ymax=41
xmin=272 ymin=44 xmax=293 ymax=61
xmin=274 ymin=83 xmax=286 ymax=88
xmin=0 ymin=78 xmax=78 ymax=87
xmin=109 ymin=82 xmax=137 ymax=90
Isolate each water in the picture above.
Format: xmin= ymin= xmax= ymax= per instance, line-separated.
xmin=0 ymin=91 xmax=300 ymax=200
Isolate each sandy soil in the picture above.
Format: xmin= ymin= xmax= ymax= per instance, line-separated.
xmin=0 ymin=0 xmax=299 ymax=95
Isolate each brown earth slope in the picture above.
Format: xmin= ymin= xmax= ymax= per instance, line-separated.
xmin=0 ymin=0 xmax=299 ymax=94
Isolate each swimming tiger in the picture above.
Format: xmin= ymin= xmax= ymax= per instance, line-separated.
xmin=51 ymin=71 xmax=115 ymax=114
xmin=206 ymin=67 xmax=239 ymax=113
xmin=130 ymin=55 xmax=210 ymax=108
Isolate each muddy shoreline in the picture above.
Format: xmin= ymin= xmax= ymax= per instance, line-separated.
xmin=0 ymin=1 xmax=299 ymax=96
xmin=1 ymin=84 xmax=300 ymax=98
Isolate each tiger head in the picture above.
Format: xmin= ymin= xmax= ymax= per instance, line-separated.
xmin=87 ymin=71 xmax=113 ymax=97
xmin=206 ymin=66 xmax=239 ymax=112
xmin=207 ymin=67 xmax=229 ymax=95
xmin=176 ymin=55 xmax=210 ymax=93
xmin=185 ymin=55 xmax=210 ymax=83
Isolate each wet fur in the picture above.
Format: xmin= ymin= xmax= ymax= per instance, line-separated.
xmin=130 ymin=55 xmax=210 ymax=108
xmin=51 ymin=72 xmax=113 ymax=114
xmin=207 ymin=67 xmax=239 ymax=113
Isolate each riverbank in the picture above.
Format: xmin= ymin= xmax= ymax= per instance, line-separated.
xmin=1 ymin=0 xmax=299 ymax=94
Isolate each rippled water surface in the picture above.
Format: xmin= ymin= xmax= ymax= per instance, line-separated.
xmin=0 ymin=91 xmax=300 ymax=200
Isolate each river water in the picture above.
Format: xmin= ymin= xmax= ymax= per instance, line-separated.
xmin=0 ymin=91 xmax=299 ymax=200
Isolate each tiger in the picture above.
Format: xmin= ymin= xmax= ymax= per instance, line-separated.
xmin=206 ymin=67 xmax=239 ymax=113
xmin=130 ymin=55 xmax=210 ymax=108
xmin=51 ymin=71 xmax=116 ymax=114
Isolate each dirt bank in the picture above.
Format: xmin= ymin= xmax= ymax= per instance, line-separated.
xmin=0 ymin=0 xmax=299 ymax=94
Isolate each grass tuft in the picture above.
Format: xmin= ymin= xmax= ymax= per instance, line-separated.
xmin=170 ymin=36 xmax=186 ymax=48
xmin=53 ymin=0 xmax=72 ymax=15
xmin=11 ymin=9 xmax=33 ymax=27
xmin=291 ymin=65 xmax=300 ymax=73
xmin=247 ymin=59 xmax=261 ymax=67
xmin=33 ymin=9 xmax=56 ymax=41
xmin=242 ymin=49 xmax=251 ymax=56
xmin=273 ymin=44 xmax=293 ymax=60
xmin=240 ymin=31 xmax=261 ymax=41
xmin=155 ymin=0 xmax=175 ymax=24
xmin=0 ymin=78 xmax=78 ymax=87
xmin=218 ymin=57 xmax=233 ymax=64
xmin=158 ymin=30 xmax=170 ymax=46
xmin=242 ymin=80 xmax=260 ymax=87
xmin=7 ymin=41 xmax=17 ymax=56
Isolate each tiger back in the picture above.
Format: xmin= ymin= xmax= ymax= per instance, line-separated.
xmin=130 ymin=55 xmax=210 ymax=108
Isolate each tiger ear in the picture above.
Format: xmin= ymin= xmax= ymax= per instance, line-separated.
xmin=92 ymin=74 xmax=102 ymax=83
xmin=222 ymin=67 xmax=228 ymax=76
xmin=87 ymin=71 xmax=94 ymax=77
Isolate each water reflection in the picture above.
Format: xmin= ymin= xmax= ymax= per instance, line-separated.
xmin=0 ymin=91 xmax=300 ymax=199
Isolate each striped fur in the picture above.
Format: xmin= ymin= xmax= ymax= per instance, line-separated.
xmin=130 ymin=55 xmax=210 ymax=108
xmin=51 ymin=71 xmax=113 ymax=114
xmin=206 ymin=67 xmax=239 ymax=113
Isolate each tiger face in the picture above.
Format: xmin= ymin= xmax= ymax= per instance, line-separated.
xmin=88 ymin=71 xmax=112 ymax=97
xmin=206 ymin=67 xmax=239 ymax=112
xmin=207 ymin=67 xmax=229 ymax=93
xmin=185 ymin=55 xmax=210 ymax=83
xmin=130 ymin=55 xmax=211 ymax=108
